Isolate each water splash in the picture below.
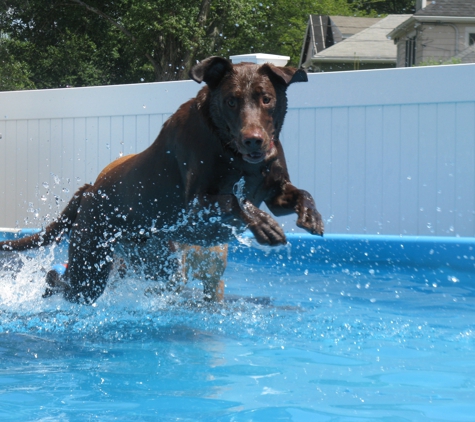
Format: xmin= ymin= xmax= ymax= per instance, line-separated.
xmin=232 ymin=176 xmax=246 ymax=206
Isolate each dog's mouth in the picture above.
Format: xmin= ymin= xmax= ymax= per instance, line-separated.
xmin=243 ymin=151 xmax=265 ymax=164
xmin=242 ymin=140 xmax=277 ymax=164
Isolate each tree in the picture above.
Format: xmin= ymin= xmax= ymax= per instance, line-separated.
xmin=220 ymin=0 xmax=354 ymax=66
xmin=346 ymin=0 xmax=415 ymax=15
xmin=0 ymin=41 xmax=35 ymax=91
xmin=0 ymin=0 xmax=355 ymax=89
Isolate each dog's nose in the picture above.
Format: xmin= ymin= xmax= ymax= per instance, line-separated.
xmin=243 ymin=136 xmax=263 ymax=150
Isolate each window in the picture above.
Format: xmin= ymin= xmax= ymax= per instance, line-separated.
xmin=466 ymin=28 xmax=475 ymax=47
xmin=405 ymin=36 xmax=416 ymax=67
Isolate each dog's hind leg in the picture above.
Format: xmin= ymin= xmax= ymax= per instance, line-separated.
xmin=182 ymin=244 xmax=228 ymax=302
xmin=61 ymin=227 xmax=113 ymax=304
xmin=42 ymin=265 xmax=70 ymax=298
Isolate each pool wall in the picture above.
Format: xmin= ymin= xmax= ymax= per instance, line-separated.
xmin=231 ymin=233 xmax=475 ymax=272
xmin=1 ymin=63 xmax=475 ymax=237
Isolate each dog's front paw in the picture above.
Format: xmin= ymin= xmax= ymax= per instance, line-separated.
xmin=246 ymin=208 xmax=287 ymax=246
xmin=297 ymin=208 xmax=324 ymax=236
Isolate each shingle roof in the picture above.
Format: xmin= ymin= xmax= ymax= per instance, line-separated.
xmin=329 ymin=16 xmax=382 ymax=37
xmin=311 ymin=15 xmax=411 ymax=63
xmin=415 ymin=0 xmax=475 ymax=17
xmin=388 ymin=0 xmax=475 ymax=42
xmin=301 ymin=15 xmax=380 ymax=61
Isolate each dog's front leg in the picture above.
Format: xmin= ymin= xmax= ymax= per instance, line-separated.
xmin=236 ymin=198 xmax=287 ymax=245
xmin=194 ymin=194 xmax=286 ymax=246
xmin=266 ymin=183 xmax=324 ymax=236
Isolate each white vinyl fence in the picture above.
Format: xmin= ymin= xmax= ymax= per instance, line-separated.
xmin=1 ymin=64 xmax=475 ymax=237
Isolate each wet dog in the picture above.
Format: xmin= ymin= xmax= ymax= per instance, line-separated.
xmin=0 ymin=56 xmax=324 ymax=304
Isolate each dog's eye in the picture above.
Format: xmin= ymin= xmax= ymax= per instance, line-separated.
xmin=227 ymin=98 xmax=237 ymax=108
xmin=262 ymin=96 xmax=271 ymax=105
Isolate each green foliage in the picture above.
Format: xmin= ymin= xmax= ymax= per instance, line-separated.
xmin=0 ymin=0 xmax=356 ymax=89
xmin=1 ymin=0 xmax=135 ymax=88
xmin=220 ymin=0 xmax=354 ymax=66
xmin=346 ymin=0 xmax=415 ymax=15
xmin=0 ymin=41 xmax=35 ymax=91
xmin=417 ymin=57 xmax=463 ymax=67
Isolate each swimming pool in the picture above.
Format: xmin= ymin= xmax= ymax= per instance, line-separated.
xmin=1 ymin=232 xmax=474 ymax=421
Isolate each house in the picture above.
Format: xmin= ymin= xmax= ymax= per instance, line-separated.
xmin=450 ymin=44 xmax=475 ymax=64
xmin=299 ymin=15 xmax=382 ymax=70
xmin=299 ymin=15 xmax=382 ymax=65
xmin=388 ymin=0 xmax=475 ymax=67
xmin=300 ymin=15 xmax=411 ymax=72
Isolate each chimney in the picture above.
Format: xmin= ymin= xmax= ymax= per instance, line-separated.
xmin=416 ymin=0 xmax=427 ymax=12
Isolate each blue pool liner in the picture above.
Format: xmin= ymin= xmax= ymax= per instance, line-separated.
xmin=1 ymin=229 xmax=474 ymax=272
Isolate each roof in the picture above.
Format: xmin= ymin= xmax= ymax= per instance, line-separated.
xmin=389 ymin=0 xmax=475 ymax=40
xmin=309 ymin=15 xmax=412 ymax=64
xmin=415 ymin=0 xmax=475 ymax=17
xmin=329 ymin=16 xmax=382 ymax=37
xmin=299 ymin=15 xmax=381 ymax=67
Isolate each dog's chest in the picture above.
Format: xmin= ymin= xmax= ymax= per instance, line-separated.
xmin=215 ymin=164 xmax=273 ymax=205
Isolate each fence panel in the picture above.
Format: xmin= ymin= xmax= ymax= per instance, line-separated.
xmin=1 ymin=64 xmax=474 ymax=236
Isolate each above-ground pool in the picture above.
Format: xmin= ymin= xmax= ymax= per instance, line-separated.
xmin=0 ymin=231 xmax=474 ymax=421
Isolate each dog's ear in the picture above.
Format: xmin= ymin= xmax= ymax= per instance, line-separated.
xmin=189 ymin=57 xmax=233 ymax=89
xmin=261 ymin=64 xmax=308 ymax=87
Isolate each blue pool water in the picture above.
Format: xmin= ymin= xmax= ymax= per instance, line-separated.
xmin=0 ymin=232 xmax=474 ymax=421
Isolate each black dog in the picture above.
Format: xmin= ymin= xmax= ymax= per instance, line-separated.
xmin=0 ymin=56 xmax=324 ymax=304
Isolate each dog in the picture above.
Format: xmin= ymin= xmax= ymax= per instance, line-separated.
xmin=0 ymin=56 xmax=324 ymax=304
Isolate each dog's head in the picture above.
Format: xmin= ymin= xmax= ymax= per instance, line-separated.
xmin=190 ymin=57 xmax=307 ymax=164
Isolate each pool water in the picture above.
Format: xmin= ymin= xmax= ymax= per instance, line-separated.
xmin=0 ymin=233 xmax=474 ymax=421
